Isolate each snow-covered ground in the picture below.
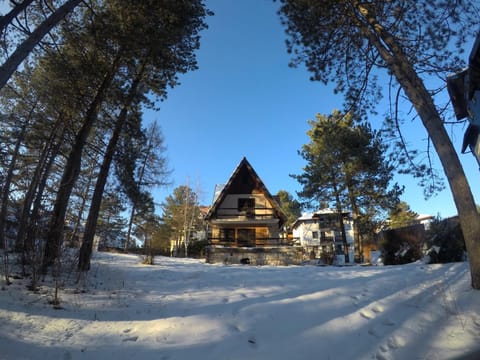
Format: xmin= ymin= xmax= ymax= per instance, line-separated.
xmin=1 ymin=252 xmax=480 ymax=360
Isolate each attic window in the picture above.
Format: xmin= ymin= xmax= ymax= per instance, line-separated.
xmin=238 ymin=198 xmax=255 ymax=213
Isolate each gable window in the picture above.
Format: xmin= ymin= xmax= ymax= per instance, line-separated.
xmin=312 ymin=231 xmax=318 ymax=239
xmin=238 ymin=198 xmax=255 ymax=214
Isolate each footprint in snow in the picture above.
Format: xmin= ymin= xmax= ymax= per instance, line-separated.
xmin=122 ymin=336 xmax=138 ymax=342
xmin=368 ymin=327 xmax=381 ymax=338
xmin=387 ymin=335 xmax=406 ymax=349
xmin=374 ymin=337 xmax=406 ymax=360
xmin=228 ymin=324 xmax=241 ymax=332
xmin=156 ymin=335 xmax=175 ymax=344
xmin=382 ymin=318 xmax=396 ymax=326
xmin=360 ymin=303 xmax=385 ymax=320
xmin=375 ymin=348 xmax=389 ymax=360
xmin=372 ymin=305 xmax=384 ymax=313
xmin=360 ymin=309 xmax=375 ymax=319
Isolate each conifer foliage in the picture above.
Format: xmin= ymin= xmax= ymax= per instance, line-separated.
xmin=293 ymin=110 xmax=402 ymax=262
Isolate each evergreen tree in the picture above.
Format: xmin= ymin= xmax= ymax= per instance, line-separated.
xmin=387 ymin=201 xmax=418 ymax=230
xmin=120 ymin=120 xmax=170 ymax=252
xmin=149 ymin=220 xmax=171 ymax=256
xmin=95 ymin=189 xmax=127 ymax=249
xmin=276 ymin=190 xmax=302 ymax=229
xmin=293 ymin=110 xmax=402 ymax=262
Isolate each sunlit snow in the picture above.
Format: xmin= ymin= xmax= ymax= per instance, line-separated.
xmin=1 ymin=252 xmax=479 ymax=359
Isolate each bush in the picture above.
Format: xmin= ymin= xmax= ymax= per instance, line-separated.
xmin=426 ymin=216 xmax=465 ymax=264
xmin=188 ymin=240 xmax=209 ymax=258
xmin=379 ymin=224 xmax=425 ymax=265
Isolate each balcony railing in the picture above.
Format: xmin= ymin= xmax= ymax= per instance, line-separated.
xmin=209 ymin=237 xmax=290 ymax=247
xmin=212 ymin=207 xmax=278 ymax=221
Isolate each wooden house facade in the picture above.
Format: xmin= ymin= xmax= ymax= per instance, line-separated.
xmin=204 ymin=158 xmax=302 ymax=265
xmin=205 ymin=157 xmax=287 ymax=248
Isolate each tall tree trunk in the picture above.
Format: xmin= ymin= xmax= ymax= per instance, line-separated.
xmin=355 ymin=4 xmax=480 ymax=288
xmin=332 ymin=178 xmax=349 ymax=263
xmin=183 ymin=185 xmax=190 ymax=257
xmin=43 ymin=59 xmax=120 ymax=273
xmin=78 ymin=68 xmax=144 ymax=272
xmin=24 ymin=125 xmax=65 ymax=267
xmin=124 ymin=204 xmax=136 ymax=252
xmin=67 ymin=164 xmax=96 ymax=247
xmin=348 ymin=187 xmax=361 ymax=263
xmin=77 ymin=112 xmax=125 ymax=271
xmin=15 ymin=121 xmax=60 ymax=254
xmin=344 ymin=176 xmax=362 ymax=263
xmin=0 ymin=0 xmax=83 ymax=90
xmin=124 ymin=121 xmax=156 ymax=252
xmin=15 ymin=144 xmax=47 ymax=253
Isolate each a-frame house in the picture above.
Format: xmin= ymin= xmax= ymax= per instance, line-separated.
xmin=205 ymin=157 xmax=287 ymax=248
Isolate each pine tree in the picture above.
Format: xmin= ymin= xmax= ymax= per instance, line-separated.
xmin=276 ymin=190 xmax=302 ymax=230
xmin=123 ymin=121 xmax=170 ymax=252
xmin=293 ymin=110 xmax=401 ymax=262
xmin=388 ymin=202 xmax=418 ymax=230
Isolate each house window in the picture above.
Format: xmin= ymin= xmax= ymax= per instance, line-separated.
xmin=320 ymin=231 xmax=326 ymax=242
xmin=334 ymin=231 xmax=341 ymax=242
xmin=312 ymin=231 xmax=318 ymax=239
xmin=219 ymin=228 xmax=235 ymax=243
xmin=336 ymin=244 xmax=343 ymax=255
xmin=238 ymin=198 xmax=255 ymax=213
xmin=237 ymin=229 xmax=256 ymax=247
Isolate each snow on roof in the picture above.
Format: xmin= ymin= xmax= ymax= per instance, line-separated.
xmin=416 ymin=214 xmax=434 ymax=221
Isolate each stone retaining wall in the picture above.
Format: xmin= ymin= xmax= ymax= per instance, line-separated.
xmin=205 ymin=246 xmax=304 ymax=266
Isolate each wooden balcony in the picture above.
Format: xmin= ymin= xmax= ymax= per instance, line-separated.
xmin=209 ymin=237 xmax=288 ymax=247
xmin=210 ymin=208 xmax=280 ymax=225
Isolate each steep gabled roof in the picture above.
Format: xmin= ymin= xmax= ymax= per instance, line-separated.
xmin=205 ymin=157 xmax=287 ymax=226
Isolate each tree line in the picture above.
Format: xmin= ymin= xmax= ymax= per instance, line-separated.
xmin=0 ymin=0 xmax=211 ymax=285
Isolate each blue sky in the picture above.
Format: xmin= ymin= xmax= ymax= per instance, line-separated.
xmin=146 ymin=0 xmax=480 ymax=218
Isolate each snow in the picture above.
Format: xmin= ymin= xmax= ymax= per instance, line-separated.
xmin=1 ymin=252 xmax=480 ymax=360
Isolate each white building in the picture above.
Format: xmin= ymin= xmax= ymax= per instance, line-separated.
xmin=292 ymin=208 xmax=354 ymax=263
